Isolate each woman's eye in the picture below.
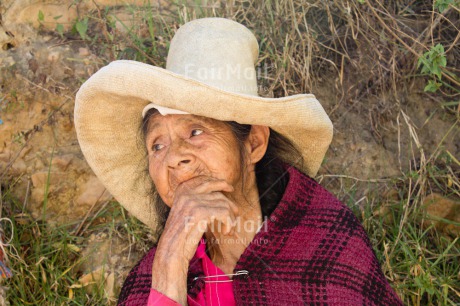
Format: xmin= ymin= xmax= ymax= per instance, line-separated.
xmin=152 ymin=144 xmax=164 ymax=152
xmin=191 ymin=129 xmax=203 ymax=137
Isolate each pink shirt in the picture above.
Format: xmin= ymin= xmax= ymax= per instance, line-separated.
xmin=147 ymin=240 xmax=236 ymax=305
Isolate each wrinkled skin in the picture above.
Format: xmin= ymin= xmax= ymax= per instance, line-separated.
xmin=145 ymin=113 xmax=270 ymax=304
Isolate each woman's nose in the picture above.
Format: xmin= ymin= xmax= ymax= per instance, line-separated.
xmin=165 ymin=139 xmax=194 ymax=168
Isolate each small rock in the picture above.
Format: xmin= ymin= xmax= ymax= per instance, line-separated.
xmin=30 ymin=172 xmax=46 ymax=188
xmin=47 ymin=51 xmax=60 ymax=62
xmin=424 ymin=193 xmax=454 ymax=219
xmin=74 ymin=66 xmax=87 ymax=77
xmin=26 ymin=70 xmax=35 ymax=80
xmin=78 ymin=266 xmax=106 ymax=288
xmin=373 ymin=205 xmax=394 ymax=225
xmin=77 ymin=265 xmax=117 ymax=301
xmin=30 ymin=171 xmax=65 ymax=189
xmin=75 ymin=176 xmax=111 ymax=206
xmin=11 ymin=159 xmax=27 ymax=173
xmin=444 ymin=213 xmax=460 ymax=237
xmin=19 ymin=146 xmax=32 ymax=158
xmin=51 ymin=154 xmax=74 ymax=171
xmin=421 ymin=193 xmax=460 ymax=237
xmin=110 ymin=255 xmax=120 ymax=265
xmin=0 ymin=56 xmax=15 ymax=67
xmin=79 ymin=47 xmax=90 ymax=57
xmin=28 ymin=58 xmax=39 ymax=74
xmin=0 ymin=152 xmax=11 ymax=163
xmin=105 ymin=272 xmax=116 ymax=301
xmin=34 ymin=159 xmax=45 ymax=170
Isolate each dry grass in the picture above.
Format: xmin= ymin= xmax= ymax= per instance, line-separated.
xmin=83 ymin=0 xmax=460 ymax=102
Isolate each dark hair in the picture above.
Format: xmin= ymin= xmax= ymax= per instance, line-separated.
xmin=224 ymin=122 xmax=304 ymax=218
xmin=140 ymin=109 xmax=303 ymax=231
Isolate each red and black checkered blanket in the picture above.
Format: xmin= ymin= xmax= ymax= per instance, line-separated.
xmin=118 ymin=166 xmax=402 ymax=305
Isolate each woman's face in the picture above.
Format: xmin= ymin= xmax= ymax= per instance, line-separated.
xmin=145 ymin=113 xmax=249 ymax=207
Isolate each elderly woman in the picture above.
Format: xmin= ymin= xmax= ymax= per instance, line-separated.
xmin=75 ymin=18 xmax=402 ymax=305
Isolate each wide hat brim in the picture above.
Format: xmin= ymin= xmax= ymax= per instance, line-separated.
xmin=75 ymin=60 xmax=333 ymax=229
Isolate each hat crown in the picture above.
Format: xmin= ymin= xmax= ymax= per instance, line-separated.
xmin=166 ymin=18 xmax=259 ymax=96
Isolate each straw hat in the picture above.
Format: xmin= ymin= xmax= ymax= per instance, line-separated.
xmin=74 ymin=18 xmax=333 ymax=229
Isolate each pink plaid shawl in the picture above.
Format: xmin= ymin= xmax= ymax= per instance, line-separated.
xmin=118 ymin=166 xmax=402 ymax=305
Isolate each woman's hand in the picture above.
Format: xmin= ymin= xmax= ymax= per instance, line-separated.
xmin=151 ymin=176 xmax=239 ymax=304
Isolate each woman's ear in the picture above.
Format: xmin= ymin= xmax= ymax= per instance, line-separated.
xmin=245 ymin=125 xmax=270 ymax=167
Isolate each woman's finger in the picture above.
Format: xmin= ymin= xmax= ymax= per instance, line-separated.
xmin=175 ymin=176 xmax=234 ymax=196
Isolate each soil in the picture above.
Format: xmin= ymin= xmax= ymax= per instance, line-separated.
xmin=1 ymin=0 xmax=459 ymax=301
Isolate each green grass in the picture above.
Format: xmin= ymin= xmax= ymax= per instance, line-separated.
xmin=1 ymin=181 xmax=107 ymax=305
xmin=358 ymin=196 xmax=460 ymax=305
xmin=1 ymin=180 xmax=152 ymax=305
xmin=66 ymin=0 xmax=460 ymax=106
xmin=338 ymin=146 xmax=460 ymax=305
